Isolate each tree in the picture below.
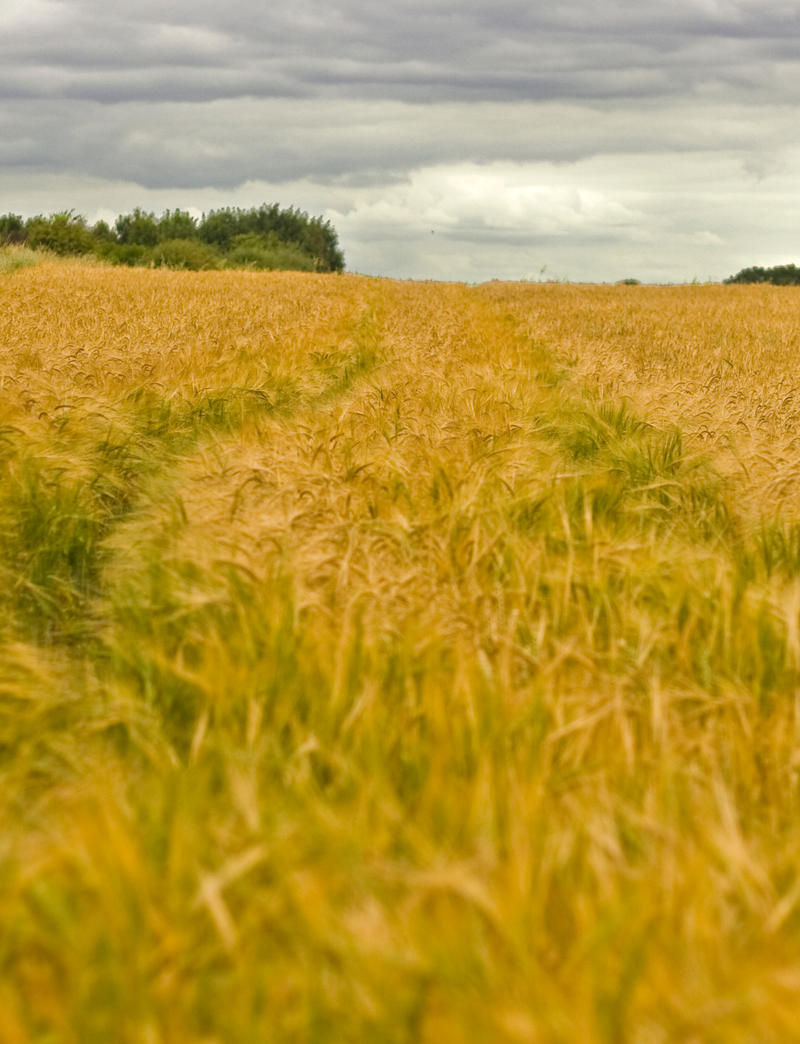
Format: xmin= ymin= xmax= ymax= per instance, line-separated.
xmin=114 ymin=208 xmax=160 ymax=247
xmin=0 ymin=213 xmax=24 ymax=243
xmin=24 ymin=211 xmax=95 ymax=255
xmin=157 ymin=210 xmax=198 ymax=240
xmin=725 ymin=264 xmax=800 ymax=286
xmin=1 ymin=203 xmax=345 ymax=273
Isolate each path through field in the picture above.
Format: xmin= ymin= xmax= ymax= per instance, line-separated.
xmin=2 ymin=264 xmax=800 ymax=1041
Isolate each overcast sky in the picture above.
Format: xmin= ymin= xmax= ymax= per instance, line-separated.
xmin=1 ymin=0 xmax=798 ymax=281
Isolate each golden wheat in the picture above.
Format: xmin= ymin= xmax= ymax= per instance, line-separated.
xmin=2 ymin=258 xmax=800 ymax=1041
xmin=481 ymin=281 xmax=800 ymax=518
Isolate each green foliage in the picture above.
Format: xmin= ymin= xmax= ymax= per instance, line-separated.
xmin=156 ymin=208 xmax=199 ymax=240
xmin=1 ymin=459 xmax=105 ymax=641
xmin=0 ymin=204 xmax=345 ymax=273
xmin=199 ymin=205 xmax=345 ymax=271
xmin=93 ymin=241 xmax=151 ymax=266
xmin=24 ymin=211 xmax=95 ymax=255
xmin=91 ymin=219 xmax=116 ymax=242
xmin=0 ymin=213 xmax=24 ymax=243
xmin=0 ymin=245 xmax=47 ymax=274
xmin=114 ymin=207 xmax=160 ymax=247
xmin=148 ymin=238 xmax=221 ymax=271
xmin=725 ymin=264 xmax=800 ymax=285
xmin=225 ymin=233 xmax=316 ymax=272
xmin=197 ymin=207 xmax=241 ymax=249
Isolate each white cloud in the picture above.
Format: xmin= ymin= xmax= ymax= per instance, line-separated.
xmin=2 ymin=1 xmax=800 ymax=281
xmin=0 ymin=0 xmax=66 ymax=31
xmin=330 ymin=165 xmax=647 ymax=242
xmin=6 ymin=145 xmax=800 ymax=283
xmin=149 ymin=22 xmax=233 ymax=57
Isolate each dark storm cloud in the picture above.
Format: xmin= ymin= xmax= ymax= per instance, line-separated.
xmin=0 ymin=92 xmax=792 ymax=191
xmin=2 ymin=0 xmax=798 ymax=188
xmin=3 ymin=0 xmax=800 ymax=107
xmin=2 ymin=0 xmax=799 ymax=283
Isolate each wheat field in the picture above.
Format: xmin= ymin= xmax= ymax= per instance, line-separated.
xmin=3 ymin=259 xmax=800 ymax=1041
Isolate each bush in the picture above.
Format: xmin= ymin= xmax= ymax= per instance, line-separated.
xmin=93 ymin=242 xmax=151 ymax=266
xmin=147 ymin=239 xmax=221 ymax=271
xmin=25 ymin=212 xmax=95 ymax=255
xmin=199 ymin=205 xmax=344 ymax=271
xmin=0 ymin=203 xmax=345 ymax=273
xmin=726 ymin=264 xmax=800 ymax=286
xmin=156 ymin=210 xmax=198 ymax=240
xmin=225 ymin=234 xmax=316 ymax=272
xmin=114 ymin=208 xmax=160 ymax=247
xmin=91 ymin=220 xmax=116 ymax=243
xmin=0 ymin=214 xmax=24 ymax=244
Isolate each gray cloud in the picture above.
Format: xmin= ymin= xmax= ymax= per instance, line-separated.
xmin=3 ymin=1 xmax=798 ymax=179
xmin=2 ymin=1 xmax=800 ymax=106
xmin=0 ymin=93 xmax=794 ymax=189
xmin=1 ymin=0 xmax=799 ymax=281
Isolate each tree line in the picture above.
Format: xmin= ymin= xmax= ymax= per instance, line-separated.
xmin=725 ymin=264 xmax=800 ymax=286
xmin=0 ymin=205 xmax=345 ymax=273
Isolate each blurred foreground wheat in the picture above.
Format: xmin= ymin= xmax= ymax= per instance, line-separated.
xmin=3 ymin=261 xmax=800 ymax=1041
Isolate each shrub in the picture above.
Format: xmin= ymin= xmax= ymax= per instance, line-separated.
xmin=93 ymin=242 xmax=151 ymax=266
xmin=147 ymin=238 xmax=221 ymax=270
xmin=114 ymin=208 xmax=160 ymax=247
xmin=156 ymin=209 xmax=199 ymax=240
xmin=225 ymin=234 xmax=315 ymax=272
xmin=0 ymin=213 xmax=25 ymax=244
xmin=199 ymin=205 xmax=344 ymax=271
xmin=25 ymin=211 xmax=95 ymax=255
xmin=0 ymin=203 xmax=345 ymax=273
xmin=91 ymin=220 xmax=116 ymax=243
xmin=726 ymin=264 xmax=800 ymax=286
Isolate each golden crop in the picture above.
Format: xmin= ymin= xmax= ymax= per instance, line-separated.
xmin=2 ymin=259 xmax=800 ymax=1041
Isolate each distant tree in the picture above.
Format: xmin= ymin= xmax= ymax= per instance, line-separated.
xmin=0 ymin=213 xmax=25 ymax=244
xmin=148 ymin=239 xmax=220 ymax=270
xmin=115 ymin=208 xmax=160 ymax=247
xmin=91 ymin=220 xmax=116 ymax=242
xmin=156 ymin=209 xmax=198 ymax=240
xmin=298 ymin=215 xmax=345 ymax=273
xmin=197 ymin=208 xmax=242 ymax=250
xmin=3 ymin=203 xmax=345 ymax=273
xmin=198 ymin=205 xmax=344 ymax=272
xmin=98 ymin=243 xmax=151 ymax=266
xmin=726 ymin=264 xmax=800 ymax=286
xmin=226 ymin=233 xmax=316 ymax=272
xmin=25 ymin=211 xmax=95 ymax=255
